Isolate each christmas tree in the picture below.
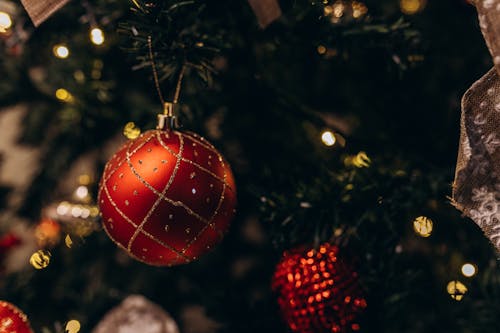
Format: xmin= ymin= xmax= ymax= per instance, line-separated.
xmin=0 ymin=0 xmax=499 ymax=332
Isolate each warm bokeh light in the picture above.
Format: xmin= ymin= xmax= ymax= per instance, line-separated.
xmin=78 ymin=174 xmax=91 ymax=185
xmin=324 ymin=5 xmax=333 ymax=16
xmin=66 ymin=320 xmax=81 ymax=333
xmin=29 ymin=250 xmax=51 ymax=269
xmin=53 ymin=44 xmax=70 ymax=58
xmin=90 ymin=27 xmax=105 ymax=45
xmin=55 ymin=88 xmax=69 ymax=100
xmin=317 ymin=45 xmax=327 ymax=55
xmin=447 ymin=280 xmax=467 ymax=301
xmin=65 ymin=234 xmax=73 ymax=248
xmin=413 ymin=216 xmax=433 ymax=237
xmin=352 ymin=151 xmax=371 ymax=168
xmin=34 ymin=219 xmax=61 ymax=247
xmin=55 ymin=88 xmax=74 ymax=103
xmin=0 ymin=11 xmax=12 ymax=32
xmin=74 ymin=185 xmax=89 ymax=200
xmin=400 ymin=0 xmax=426 ymax=15
xmin=321 ymin=130 xmax=337 ymax=146
xmin=56 ymin=201 xmax=71 ymax=215
xmin=123 ymin=122 xmax=141 ymax=139
xmin=461 ymin=263 xmax=477 ymax=278
xmin=351 ymin=1 xmax=368 ymax=19
xmin=332 ymin=1 xmax=345 ymax=18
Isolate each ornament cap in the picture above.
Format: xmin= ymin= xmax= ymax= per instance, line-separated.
xmin=157 ymin=114 xmax=178 ymax=131
xmin=157 ymin=102 xmax=179 ymax=131
xmin=156 ymin=102 xmax=179 ymax=131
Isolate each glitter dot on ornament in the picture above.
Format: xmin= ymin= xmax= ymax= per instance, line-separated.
xmin=272 ymin=243 xmax=366 ymax=333
xmin=0 ymin=301 xmax=34 ymax=333
xmin=98 ymin=127 xmax=237 ymax=266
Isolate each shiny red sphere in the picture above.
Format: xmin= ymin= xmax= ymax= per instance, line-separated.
xmin=272 ymin=243 xmax=367 ymax=333
xmin=98 ymin=129 xmax=237 ymax=266
xmin=0 ymin=301 xmax=33 ymax=333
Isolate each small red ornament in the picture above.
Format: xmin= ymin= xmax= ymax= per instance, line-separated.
xmin=98 ymin=128 xmax=237 ymax=266
xmin=0 ymin=233 xmax=21 ymax=254
xmin=272 ymin=243 xmax=367 ymax=333
xmin=0 ymin=301 xmax=33 ymax=333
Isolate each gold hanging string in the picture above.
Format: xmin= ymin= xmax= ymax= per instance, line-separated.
xmin=147 ymin=36 xmax=187 ymax=116
xmin=147 ymin=35 xmax=165 ymax=106
xmin=173 ymin=63 xmax=186 ymax=104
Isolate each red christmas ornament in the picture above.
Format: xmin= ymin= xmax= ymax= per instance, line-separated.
xmin=98 ymin=128 xmax=237 ymax=266
xmin=272 ymin=243 xmax=367 ymax=333
xmin=0 ymin=301 xmax=33 ymax=333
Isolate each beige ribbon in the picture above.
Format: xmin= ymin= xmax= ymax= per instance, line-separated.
xmin=20 ymin=0 xmax=69 ymax=27
xmin=20 ymin=0 xmax=280 ymax=29
xmin=452 ymin=0 xmax=500 ymax=252
xmin=248 ymin=0 xmax=282 ymax=28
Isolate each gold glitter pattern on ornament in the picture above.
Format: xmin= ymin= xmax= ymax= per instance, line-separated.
xmin=0 ymin=301 xmax=34 ymax=333
xmin=29 ymin=250 xmax=51 ymax=269
xmin=98 ymin=130 xmax=234 ymax=265
xmin=125 ymin=132 xmax=185 ymax=252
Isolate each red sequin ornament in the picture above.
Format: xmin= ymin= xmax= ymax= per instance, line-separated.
xmin=272 ymin=243 xmax=367 ymax=333
xmin=98 ymin=129 xmax=236 ymax=266
xmin=0 ymin=301 xmax=33 ymax=333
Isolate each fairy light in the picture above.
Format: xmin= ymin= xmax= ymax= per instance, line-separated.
xmin=55 ymin=88 xmax=74 ymax=103
xmin=74 ymin=185 xmax=89 ymax=200
xmin=123 ymin=122 xmax=141 ymax=139
xmin=321 ymin=130 xmax=337 ymax=146
xmin=413 ymin=216 xmax=433 ymax=237
xmin=66 ymin=320 xmax=81 ymax=333
xmin=34 ymin=219 xmax=60 ymax=247
xmin=65 ymin=234 xmax=73 ymax=248
xmin=53 ymin=44 xmax=70 ymax=58
xmin=332 ymin=1 xmax=345 ymax=18
xmin=317 ymin=45 xmax=327 ymax=55
xmin=71 ymin=206 xmax=83 ymax=218
xmin=400 ymin=0 xmax=426 ymax=15
xmin=0 ymin=12 xmax=12 ymax=32
xmin=446 ymin=280 xmax=467 ymax=301
xmin=78 ymin=174 xmax=91 ymax=185
xmin=351 ymin=1 xmax=368 ymax=19
xmin=324 ymin=5 xmax=333 ymax=16
xmin=29 ymin=250 xmax=51 ymax=269
xmin=90 ymin=27 xmax=105 ymax=45
xmin=461 ymin=263 xmax=477 ymax=278
xmin=56 ymin=201 xmax=71 ymax=215
xmin=350 ymin=151 xmax=372 ymax=168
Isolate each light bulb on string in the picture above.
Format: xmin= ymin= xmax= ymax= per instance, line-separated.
xmin=90 ymin=27 xmax=105 ymax=45
xmin=0 ymin=11 xmax=12 ymax=32
xmin=53 ymin=44 xmax=70 ymax=58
